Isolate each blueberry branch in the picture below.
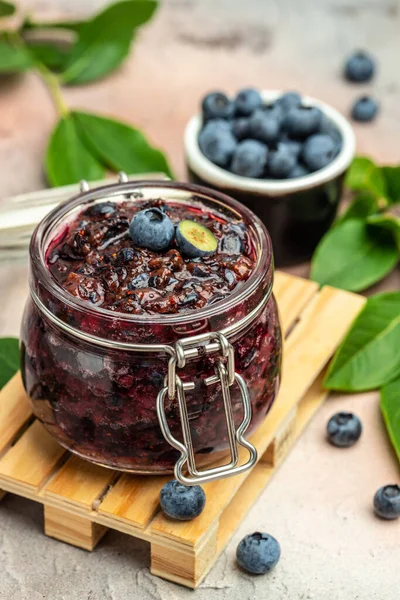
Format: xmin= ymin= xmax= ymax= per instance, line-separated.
xmin=36 ymin=63 xmax=69 ymax=117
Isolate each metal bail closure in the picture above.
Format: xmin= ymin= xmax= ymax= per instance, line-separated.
xmin=156 ymin=332 xmax=258 ymax=485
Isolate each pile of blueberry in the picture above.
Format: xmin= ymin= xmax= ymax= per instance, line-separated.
xmin=198 ymin=88 xmax=343 ymax=180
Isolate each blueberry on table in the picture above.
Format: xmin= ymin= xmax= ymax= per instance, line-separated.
xmin=198 ymin=121 xmax=237 ymax=167
xmin=129 ymin=208 xmax=175 ymax=252
xmin=231 ymin=140 xmax=268 ymax=178
xmin=234 ymin=87 xmax=263 ymax=116
xmin=284 ymin=105 xmax=322 ymax=138
xmin=344 ymin=50 xmax=375 ymax=82
xmin=249 ymin=109 xmax=280 ymax=144
xmin=373 ymin=485 xmax=400 ymax=520
xmin=176 ymin=220 xmax=218 ymax=258
xmin=303 ymin=134 xmax=337 ymax=171
xmin=351 ymin=96 xmax=379 ymax=122
xmin=327 ymin=412 xmax=362 ymax=447
xmin=276 ymin=91 xmax=302 ymax=112
xmin=236 ymin=532 xmax=281 ymax=575
xmin=202 ymin=91 xmax=234 ymax=121
xmin=287 ymin=163 xmax=310 ymax=178
xmin=160 ymin=480 xmax=206 ymax=520
xmin=268 ymin=143 xmax=297 ymax=178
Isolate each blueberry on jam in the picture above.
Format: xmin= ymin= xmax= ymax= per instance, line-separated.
xmin=129 ymin=208 xmax=175 ymax=252
xmin=176 ymin=220 xmax=218 ymax=258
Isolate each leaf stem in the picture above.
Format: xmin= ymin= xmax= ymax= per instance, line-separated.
xmin=36 ymin=64 xmax=69 ymax=117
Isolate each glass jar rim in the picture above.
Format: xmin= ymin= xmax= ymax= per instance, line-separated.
xmin=30 ymin=180 xmax=273 ymax=326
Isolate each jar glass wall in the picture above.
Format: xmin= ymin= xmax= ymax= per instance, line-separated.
xmin=21 ymin=181 xmax=282 ymax=474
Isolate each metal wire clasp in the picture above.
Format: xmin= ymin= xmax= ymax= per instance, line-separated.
xmin=156 ymin=331 xmax=258 ymax=485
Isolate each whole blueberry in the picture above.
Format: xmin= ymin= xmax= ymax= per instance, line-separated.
xmin=202 ymin=91 xmax=234 ymax=122
xmin=327 ymin=412 xmax=362 ymax=447
xmin=287 ymin=163 xmax=310 ymax=178
xmin=264 ymin=103 xmax=285 ymax=125
xmin=351 ymin=96 xmax=379 ymax=122
xmin=284 ymin=105 xmax=322 ymax=138
xmin=249 ymin=109 xmax=280 ymax=144
xmin=129 ymin=208 xmax=175 ymax=252
xmin=373 ymin=485 xmax=400 ymax=520
xmin=234 ymin=88 xmax=263 ymax=116
xmin=280 ymin=139 xmax=302 ymax=159
xmin=204 ymin=118 xmax=232 ymax=132
xmin=231 ymin=117 xmax=251 ymax=140
xmin=198 ymin=121 xmax=237 ymax=167
xmin=159 ymin=480 xmax=206 ymax=520
xmin=303 ymin=134 xmax=337 ymax=171
xmin=319 ymin=114 xmax=343 ymax=151
xmin=268 ymin=143 xmax=296 ymax=178
xmin=231 ymin=140 xmax=268 ymax=178
xmin=236 ymin=532 xmax=281 ymax=575
xmin=344 ymin=50 xmax=375 ymax=83
xmin=276 ymin=91 xmax=302 ymax=112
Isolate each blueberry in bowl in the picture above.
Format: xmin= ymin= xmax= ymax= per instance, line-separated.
xmin=184 ymin=89 xmax=356 ymax=266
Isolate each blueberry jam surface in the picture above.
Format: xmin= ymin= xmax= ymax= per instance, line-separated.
xmin=22 ymin=188 xmax=282 ymax=474
xmin=47 ymin=198 xmax=255 ymax=316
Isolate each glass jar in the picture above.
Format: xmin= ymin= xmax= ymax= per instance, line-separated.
xmin=20 ymin=181 xmax=282 ymax=482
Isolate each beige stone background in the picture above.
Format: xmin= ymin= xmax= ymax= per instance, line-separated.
xmin=0 ymin=1 xmax=399 ymax=599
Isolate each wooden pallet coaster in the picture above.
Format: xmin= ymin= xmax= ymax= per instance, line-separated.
xmin=0 ymin=271 xmax=365 ymax=588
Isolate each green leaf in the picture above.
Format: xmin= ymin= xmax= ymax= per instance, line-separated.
xmin=382 ymin=166 xmax=400 ymax=204
xmin=73 ymin=111 xmax=173 ymax=178
xmin=0 ymin=1 xmax=15 ymax=17
xmin=45 ymin=115 xmax=104 ymax=187
xmin=0 ymin=337 xmax=19 ymax=389
xmin=381 ymin=376 xmax=400 ymax=464
xmin=324 ymin=292 xmax=400 ymax=392
xmin=310 ymin=219 xmax=399 ymax=292
xmin=60 ymin=0 xmax=158 ymax=85
xmin=0 ymin=35 xmax=32 ymax=73
xmin=26 ymin=41 xmax=68 ymax=71
xmin=368 ymin=208 xmax=400 ymax=250
xmin=335 ymin=191 xmax=379 ymax=226
xmin=345 ymin=156 xmax=387 ymax=200
xmin=21 ymin=16 xmax=84 ymax=34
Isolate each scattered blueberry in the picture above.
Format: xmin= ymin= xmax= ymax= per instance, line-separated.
xmin=351 ymin=96 xmax=379 ymax=122
xmin=198 ymin=121 xmax=237 ymax=167
xmin=344 ymin=50 xmax=375 ymax=83
xmin=234 ymin=88 xmax=263 ymax=116
xmin=303 ymin=134 xmax=337 ymax=171
xmin=373 ymin=485 xmax=400 ymax=520
xmin=276 ymin=91 xmax=302 ymax=111
xmin=202 ymin=91 xmax=234 ymax=122
xmin=128 ymin=273 xmax=149 ymax=290
xmin=231 ymin=140 xmax=268 ymax=178
xmin=176 ymin=220 xmax=218 ymax=258
xmin=85 ymin=202 xmax=116 ymax=217
xmin=284 ymin=106 xmax=322 ymax=138
xmin=129 ymin=208 xmax=175 ymax=252
xmin=231 ymin=117 xmax=251 ymax=140
xmin=236 ymin=532 xmax=281 ymax=575
xmin=268 ymin=144 xmax=297 ymax=178
xmin=249 ymin=109 xmax=280 ymax=143
xmin=287 ymin=163 xmax=310 ymax=178
xmin=326 ymin=412 xmax=362 ymax=447
xmin=159 ymin=480 xmax=206 ymax=520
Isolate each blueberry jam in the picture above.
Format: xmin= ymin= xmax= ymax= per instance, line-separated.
xmin=46 ymin=198 xmax=255 ymax=315
xmin=21 ymin=184 xmax=282 ymax=474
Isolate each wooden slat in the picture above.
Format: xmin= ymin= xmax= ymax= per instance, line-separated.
xmin=0 ymin=420 xmax=65 ymax=492
xmin=98 ymin=474 xmax=170 ymax=530
xmin=149 ymin=285 xmax=365 ymax=546
xmin=44 ymin=455 xmax=117 ymax=512
xmin=273 ymin=271 xmax=318 ymax=333
xmin=0 ymin=372 xmax=32 ymax=451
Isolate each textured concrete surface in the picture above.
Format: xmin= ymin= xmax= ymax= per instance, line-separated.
xmin=0 ymin=1 xmax=399 ymax=599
